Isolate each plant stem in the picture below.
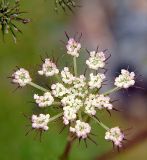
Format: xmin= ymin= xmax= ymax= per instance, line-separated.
xmin=90 ymin=115 xmax=109 ymax=130
xmin=103 ymin=87 xmax=120 ymax=96
xmin=78 ymin=110 xmax=82 ymax=120
xmin=53 ymin=102 xmax=61 ymax=106
xmin=29 ymin=82 xmax=49 ymax=92
xmin=49 ymin=112 xmax=63 ymax=123
xmin=73 ymin=57 xmax=77 ymax=76
xmin=60 ymin=134 xmax=76 ymax=160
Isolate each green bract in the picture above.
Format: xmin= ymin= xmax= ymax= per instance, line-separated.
xmin=0 ymin=0 xmax=30 ymax=42
xmin=54 ymin=0 xmax=79 ymax=13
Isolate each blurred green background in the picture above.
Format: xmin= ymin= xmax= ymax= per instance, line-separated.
xmin=0 ymin=0 xmax=147 ymax=160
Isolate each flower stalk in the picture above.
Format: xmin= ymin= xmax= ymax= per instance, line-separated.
xmin=29 ymin=82 xmax=49 ymax=92
xmin=89 ymin=115 xmax=109 ymax=130
xmin=49 ymin=112 xmax=63 ymax=123
xmin=73 ymin=57 xmax=77 ymax=76
xmin=103 ymin=87 xmax=120 ymax=96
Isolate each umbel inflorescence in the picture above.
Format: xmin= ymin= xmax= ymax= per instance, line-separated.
xmin=0 ymin=0 xmax=30 ymax=42
xmin=11 ymin=34 xmax=135 ymax=149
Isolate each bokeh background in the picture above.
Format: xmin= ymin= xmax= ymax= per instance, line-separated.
xmin=0 ymin=0 xmax=147 ymax=159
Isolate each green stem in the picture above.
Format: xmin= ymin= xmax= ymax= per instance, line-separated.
xmin=29 ymin=82 xmax=49 ymax=92
xmin=103 ymin=87 xmax=120 ymax=96
xmin=78 ymin=110 xmax=82 ymax=120
xmin=90 ymin=115 xmax=109 ymax=130
xmin=49 ymin=112 xmax=63 ymax=123
xmin=73 ymin=57 xmax=77 ymax=76
xmin=53 ymin=102 xmax=61 ymax=106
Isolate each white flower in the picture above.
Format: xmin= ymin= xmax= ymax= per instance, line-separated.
xmin=70 ymin=86 xmax=88 ymax=99
xmin=70 ymin=120 xmax=91 ymax=139
xmin=61 ymin=94 xmax=83 ymax=111
xmin=89 ymin=73 xmax=105 ymax=89
xmin=51 ymin=83 xmax=68 ymax=97
xmin=34 ymin=92 xmax=54 ymax=107
xmin=85 ymin=105 xmax=96 ymax=116
xmin=61 ymin=94 xmax=83 ymax=125
xmin=38 ymin=58 xmax=59 ymax=77
xmin=12 ymin=68 xmax=32 ymax=87
xmin=69 ymin=75 xmax=88 ymax=98
xmin=63 ymin=106 xmax=77 ymax=125
xmin=114 ymin=69 xmax=135 ymax=88
xmin=32 ymin=114 xmax=50 ymax=131
xmin=66 ymin=38 xmax=81 ymax=57
xmin=84 ymin=94 xmax=97 ymax=115
xmin=84 ymin=94 xmax=112 ymax=114
xmin=86 ymin=51 xmax=106 ymax=70
xmin=73 ymin=75 xmax=86 ymax=88
xmin=95 ymin=94 xmax=113 ymax=110
xmin=105 ymin=127 xmax=124 ymax=147
xmin=61 ymin=67 xmax=75 ymax=84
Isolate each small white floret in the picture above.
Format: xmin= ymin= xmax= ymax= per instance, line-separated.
xmin=86 ymin=51 xmax=106 ymax=70
xmin=61 ymin=94 xmax=83 ymax=111
xmin=66 ymin=38 xmax=81 ymax=57
xmin=12 ymin=68 xmax=32 ymax=87
xmin=51 ymin=83 xmax=68 ymax=97
xmin=89 ymin=73 xmax=105 ymax=89
xmin=95 ymin=94 xmax=113 ymax=110
xmin=70 ymin=120 xmax=91 ymax=139
xmin=34 ymin=92 xmax=54 ymax=107
xmin=105 ymin=127 xmax=124 ymax=147
xmin=84 ymin=94 xmax=97 ymax=115
xmin=61 ymin=67 xmax=75 ymax=84
xmin=32 ymin=114 xmax=50 ymax=131
xmin=69 ymin=75 xmax=88 ymax=98
xmin=38 ymin=58 xmax=59 ymax=77
xmin=63 ymin=106 xmax=77 ymax=125
xmin=114 ymin=69 xmax=135 ymax=88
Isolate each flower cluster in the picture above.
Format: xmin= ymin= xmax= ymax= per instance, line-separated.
xmin=11 ymin=36 xmax=136 ymax=149
xmin=32 ymin=114 xmax=50 ymax=131
xmin=84 ymin=94 xmax=113 ymax=116
xmin=61 ymin=67 xmax=75 ymax=84
xmin=0 ymin=0 xmax=30 ymax=42
xmin=34 ymin=92 xmax=54 ymax=107
xmin=89 ymin=73 xmax=105 ymax=89
xmin=115 ymin=69 xmax=135 ymax=88
xmin=38 ymin=58 xmax=59 ymax=77
xmin=105 ymin=127 xmax=125 ymax=147
xmin=51 ymin=83 xmax=68 ymax=97
xmin=86 ymin=51 xmax=106 ymax=70
xmin=66 ymin=38 xmax=81 ymax=57
xmin=70 ymin=120 xmax=91 ymax=139
xmin=12 ymin=68 xmax=32 ymax=87
xmin=95 ymin=94 xmax=113 ymax=110
xmin=61 ymin=94 xmax=83 ymax=124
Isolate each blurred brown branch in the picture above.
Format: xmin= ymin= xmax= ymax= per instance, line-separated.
xmin=60 ymin=134 xmax=76 ymax=160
